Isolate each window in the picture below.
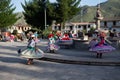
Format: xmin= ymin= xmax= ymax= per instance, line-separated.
xmin=78 ymin=25 xmax=81 ymax=28
xmin=104 ymin=21 xmax=107 ymax=26
xmin=83 ymin=25 xmax=86 ymax=29
xmin=69 ymin=26 xmax=73 ymax=30
xmin=25 ymin=27 xmax=26 ymax=30
xmin=58 ymin=26 xmax=61 ymax=30
xmin=88 ymin=25 xmax=90 ymax=28
xmin=18 ymin=27 xmax=20 ymax=30
xmin=113 ymin=21 xmax=116 ymax=26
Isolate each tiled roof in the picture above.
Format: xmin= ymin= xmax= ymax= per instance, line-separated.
xmin=66 ymin=22 xmax=95 ymax=26
xmin=101 ymin=17 xmax=120 ymax=21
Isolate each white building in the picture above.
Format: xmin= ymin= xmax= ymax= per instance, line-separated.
xmin=52 ymin=17 xmax=120 ymax=33
xmin=65 ymin=22 xmax=96 ymax=33
xmin=9 ymin=24 xmax=31 ymax=33
xmin=101 ymin=17 xmax=120 ymax=32
xmin=52 ymin=22 xmax=96 ymax=34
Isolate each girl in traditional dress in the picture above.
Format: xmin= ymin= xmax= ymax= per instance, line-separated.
xmin=47 ymin=34 xmax=59 ymax=53
xmin=60 ymin=33 xmax=73 ymax=45
xmin=18 ymin=35 xmax=44 ymax=65
xmin=61 ymin=33 xmax=70 ymax=40
xmin=10 ymin=34 xmax=15 ymax=42
xmin=89 ymin=38 xmax=98 ymax=49
xmin=89 ymin=31 xmax=115 ymax=58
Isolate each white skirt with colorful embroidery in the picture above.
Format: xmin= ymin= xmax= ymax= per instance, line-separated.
xmin=18 ymin=47 xmax=44 ymax=58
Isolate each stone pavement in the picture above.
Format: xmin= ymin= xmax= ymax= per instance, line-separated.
xmin=38 ymin=39 xmax=120 ymax=66
xmin=0 ymin=40 xmax=120 ymax=80
xmin=0 ymin=40 xmax=120 ymax=66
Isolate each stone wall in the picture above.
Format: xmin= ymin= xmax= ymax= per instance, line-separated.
xmin=73 ymin=39 xmax=89 ymax=50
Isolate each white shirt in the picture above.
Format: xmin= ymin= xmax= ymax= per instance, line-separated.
xmin=29 ymin=39 xmax=36 ymax=47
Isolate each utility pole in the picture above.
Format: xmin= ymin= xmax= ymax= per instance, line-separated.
xmin=45 ymin=6 xmax=47 ymax=29
xmin=44 ymin=0 xmax=47 ymax=29
xmin=80 ymin=2 xmax=83 ymax=22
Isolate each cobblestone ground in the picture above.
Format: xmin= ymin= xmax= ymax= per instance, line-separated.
xmin=0 ymin=41 xmax=120 ymax=80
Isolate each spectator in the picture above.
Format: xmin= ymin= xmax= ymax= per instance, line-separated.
xmin=77 ymin=30 xmax=84 ymax=40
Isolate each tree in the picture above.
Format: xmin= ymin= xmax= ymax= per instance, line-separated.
xmin=22 ymin=0 xmax=53 ymax=31
xmin=55 ymin=0 xmax=81 ymax=29
xmin=22 ymin=0 xmax=81 ymax=31
xmin=0 ymin=0 xmax=18 ymax=29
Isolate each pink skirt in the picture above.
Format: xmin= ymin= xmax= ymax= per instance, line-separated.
xmin=89 ymin=45 xmax=115 ymax=53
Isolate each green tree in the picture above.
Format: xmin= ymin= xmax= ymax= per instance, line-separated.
xmin=22 ymin=0 xmax=81 ymax=31
xmin=22 ymin=0 xmax=53 ymax=31
xmin=55 ymin=0 xmax=81 ymax=29
xmin=0 ymin=0 xmax=18 ymax=29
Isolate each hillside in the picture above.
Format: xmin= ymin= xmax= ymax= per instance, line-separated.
xmin=14 ymin=12 xmax=27 ymax=25
xmin=70 ymin=0 xmax=120 ymax=22
xmin=15 ymin=0 xmax=120 ymax=24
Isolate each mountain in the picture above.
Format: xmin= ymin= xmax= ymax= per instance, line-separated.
xmin=14 ymin=12 xmax=27 ymax=25
xmin=15 ymin=0 xmax=120 ymax=24
xmin=69 ymin=0 xmax=120 ymax=22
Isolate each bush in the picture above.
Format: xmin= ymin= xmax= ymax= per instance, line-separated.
xmin=42 ymin=26 xmax=52 ymax=39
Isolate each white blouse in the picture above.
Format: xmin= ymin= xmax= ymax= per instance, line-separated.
xmin=29 ymin=39 xmax=36 ymax=48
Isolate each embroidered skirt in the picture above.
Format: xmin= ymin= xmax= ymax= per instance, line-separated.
xmin=18 ymin=47 xmax=44 ymax=58
xmin=89 ymin=45 xmax=115 ymax=53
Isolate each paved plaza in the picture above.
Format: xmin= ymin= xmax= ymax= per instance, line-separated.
xmin=0 ymin=40 xmax=120 ymax=80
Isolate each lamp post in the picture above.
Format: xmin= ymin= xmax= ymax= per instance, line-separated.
xmin=44 ymin=6 xmax=47 ymax=29
xmin=44 ymin=0 xmax=47 ymax=29
xmin=80 ymin=2 xmax=83 ymax=22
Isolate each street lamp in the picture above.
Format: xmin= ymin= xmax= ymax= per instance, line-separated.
xmin=80 ymin=1 xmax=83 ymax=22
xmin=80 ymin=2 xmax=83 ymax=22
xmin=44 ymin=0 xmax=47 ymax=29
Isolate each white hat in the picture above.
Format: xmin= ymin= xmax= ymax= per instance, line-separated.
xmin=31 ymin=35 xmax=35 ymax=37
xmin=95 ymin=30 xmax=98 ymax=32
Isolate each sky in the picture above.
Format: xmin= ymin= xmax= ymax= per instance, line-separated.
xmin=11 ymin=0 xmax=108 ymax=13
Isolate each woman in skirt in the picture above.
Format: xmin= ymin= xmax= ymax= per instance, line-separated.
xmin=47 ymin=35 xmax=60 ymax=53
xmin=89 ymin=31 xmax=115 ymax=58
xmin=18 ymin=35 xmax=44 ymax=65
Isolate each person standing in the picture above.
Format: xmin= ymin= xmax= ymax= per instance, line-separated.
xmin=77 ymin=30 xmax=84 ymax=40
